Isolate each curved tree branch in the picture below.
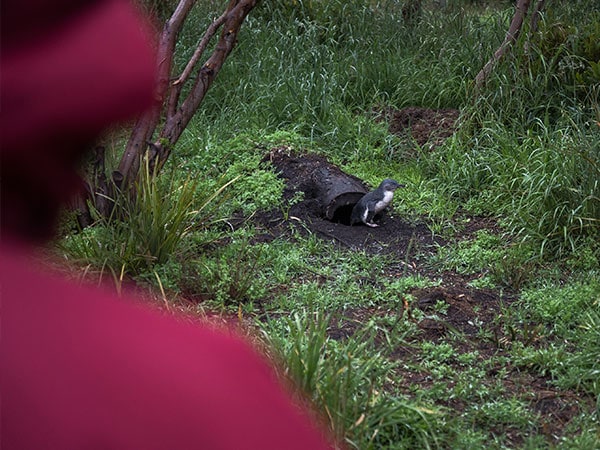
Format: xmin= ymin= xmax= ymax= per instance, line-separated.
xmin=474 ymin=0 xmax=533 ymax=91
xmin=117 ymin=0 xmax=196 ymax=187
xmin=167 ymin=8 xmax=230 ymax=118
xmin=160 ymin=0 xmax=257 ymax=150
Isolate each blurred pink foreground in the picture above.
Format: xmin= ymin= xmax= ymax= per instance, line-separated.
xmin=0 ymin=1 xmax=333 ymax=448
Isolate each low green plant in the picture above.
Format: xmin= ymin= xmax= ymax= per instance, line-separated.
xmin=469 ymin=398 xmax=537 ymax=430
xmin=431 ymin=230 xmax=504 ymax=276
xmin=512 ymin=279 xmax=600 ymax=398
xmin=490 ymin=243 xmax=537 ymax=290
xmin=181 ymin=239 xmax=269 ymax=306
xmin=136 ymin=259 xmax=183 ymax=294
xmin=558 ymin=307 xmax=600 ymax=397
xmin=59 ymin=158 xmax=233 ymax=278
xmin=174 ymin=132 xmax=287 ymax=216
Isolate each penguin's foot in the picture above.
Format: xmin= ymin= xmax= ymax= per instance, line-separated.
xmin=365 ymin=222 xmax=379 ymax=228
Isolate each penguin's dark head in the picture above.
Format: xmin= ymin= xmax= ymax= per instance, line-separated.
xmin=379 ymin=179 xmax=404 ymax=192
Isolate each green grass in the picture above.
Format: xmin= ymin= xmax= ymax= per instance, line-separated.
xmin=60 ymin=159 xmax=199 ymax=274
xmin=57 ymin=0 xmax=600 ymax=447
xmin=514 ymin=278 xmax=600 ymax=398
xmin=265 ymin=310 xmax=439 ymax=449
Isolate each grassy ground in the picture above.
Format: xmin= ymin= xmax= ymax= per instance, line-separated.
xmin=56 ymin=1 xmax=599 ymax=448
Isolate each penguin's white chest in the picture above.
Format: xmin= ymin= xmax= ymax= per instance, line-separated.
xmin=373 ymin=191 xmax=394 ymax=213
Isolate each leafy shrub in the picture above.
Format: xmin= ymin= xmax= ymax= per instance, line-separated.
xmin=181 ymin=239 xmax=269 ymax=306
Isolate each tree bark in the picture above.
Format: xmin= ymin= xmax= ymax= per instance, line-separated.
xmin=474 ymin=0 xmax=533 ymax=90
xmin=117 ymin=0 xmax=196 ymax=188
xmin=157 ymin=0 xmax=257 ymax=163
xmin=116 ymin=0 xmax=258 ymax=187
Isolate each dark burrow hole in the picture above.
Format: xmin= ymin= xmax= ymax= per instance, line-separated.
xmin=329 ymin=203 xmax=355 ymax=226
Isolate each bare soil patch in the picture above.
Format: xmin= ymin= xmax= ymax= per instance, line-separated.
xmin=373 ymin=105 xmax=460 ymax=149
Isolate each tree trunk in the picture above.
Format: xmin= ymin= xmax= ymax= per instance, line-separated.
xmin=116 ymin=0 xmax=258 ymax=188
xmin=75 ymin=0 xmax=258 ymax=219
xmin=117 ymin=0 xmax=196 ymax=189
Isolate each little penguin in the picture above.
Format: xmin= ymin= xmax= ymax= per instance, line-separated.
xmin=350 ymin=179 xmax=403 ymax=227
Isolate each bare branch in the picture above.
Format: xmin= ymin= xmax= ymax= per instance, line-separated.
xmin=160 ymin=0 xmax=258 ymax=150
xmin=115 ymin=0 xmax=257 ymax=186
xmin=474 ymin=0 xmax=532 ymax=90
xmin=175 ymin=10 xmax=230 ymax=87
xmin=166 ymin=9 xmax=229 ymax=119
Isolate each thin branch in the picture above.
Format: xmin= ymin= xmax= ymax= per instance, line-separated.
xmin=113 ymin=0 xmax=257 ymax=189
xmin=160 ymin=0 xmax=258 ymax=149
xmin=166 ymin=9 xmax=229 ymax=119
xmin=175 ymin=10 xmax=230 ymax=87
xmin=474 ymin=0 xmax=532 ymax=90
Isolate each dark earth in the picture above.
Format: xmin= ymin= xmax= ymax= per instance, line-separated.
xmin=236 ymin=107 xmax=591 ymax=446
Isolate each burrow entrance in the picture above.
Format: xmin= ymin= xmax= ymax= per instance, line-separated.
xmin=251 ymin=106 xmax=460 ymax=252
xmin=265 ymin=147 xmax=369 ymax=226
xmin=329 ymin=203 xmax=355 ymax=226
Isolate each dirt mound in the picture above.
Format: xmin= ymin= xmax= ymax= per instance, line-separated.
xmin=374 ymin=106 xmax=460 ymax=148
xmin=259 ymin=147 xmax=441 ymax=258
